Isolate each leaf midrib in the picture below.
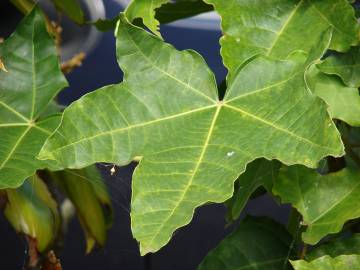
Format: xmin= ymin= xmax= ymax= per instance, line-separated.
xmin=30 ymin=20 xmax=37 ymax=119
xmin=266 ymin=0 xmax=304 ymax=56
xmin=0 ymin=125 xmax=32 ymax=170
xmin=142 ymin=104 xmax=222 ymax=252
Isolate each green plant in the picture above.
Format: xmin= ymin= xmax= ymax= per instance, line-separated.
xmin=1 ymin=0 xmax=360 ymax=269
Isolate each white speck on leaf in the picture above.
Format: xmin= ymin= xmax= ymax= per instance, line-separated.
xmin=227 ymin=151 xmax=235 ymax=157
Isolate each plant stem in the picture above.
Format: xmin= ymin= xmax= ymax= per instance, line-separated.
xmin=25 ymin=235 xmax=40 ymax=269
xmin=300 ymin=244 xmax=308 ymax=259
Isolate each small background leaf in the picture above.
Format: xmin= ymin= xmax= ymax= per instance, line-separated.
xmin=125 ymin=0 xmax=170 ymax=36
xmin=318 ymin=47 xmax=360 ymax=88
xmin=306 ymin=65 xmax=360 ymax=126
xmin=274 ymin=166 xmax=360 ymax=245
xmin=5 ymin=174 xmax=60 ymax=252
xmin=155 ymin=0 xmax=213 ymax=24
xmin=225 ymin=159 xmax=281 ymax=222
xmin=52 ymin=0 xmax=84 ymax=24
xmin=198 ymin=216 xmax=294 ymax=270
xmin=49 ymin=166 xmax=112 ymax=253
xmin=291 ymin=255 xmax=360 ymax=270
xmin=306 ymin=234 xmax=360 ymax=261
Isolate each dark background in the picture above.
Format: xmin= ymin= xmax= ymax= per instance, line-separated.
xmin=0 ymin=1 xmax=290 ymax=269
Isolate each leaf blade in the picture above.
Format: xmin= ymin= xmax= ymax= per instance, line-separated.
xmin=39 ymin=16 xmax=344 ymax=254
xmin=198 ymin=216 xmax=294 ymax=270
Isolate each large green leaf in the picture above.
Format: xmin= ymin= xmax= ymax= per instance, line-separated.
xmin=226 ymin=159 xmax=281 ymax=222
xmin=318 ymin=47 xmax=360 ymax=88
xmin=205 ymin=0 xmax=359 ymax=77
xmin=39 ymin=15 xmax=344 ymax=254
xmin=50 ymin=166 xmax=112 ymax=253
xmin=198 ymin=216 xmax=294 ymax=270
xmin=291 ymin=255 xmax=360 ymax=270
xmin=306 ymin=234 xmax=360 ymax=261
xmin=0 ymin=7 xmax=68 ymax=189
xmin=273 ymin=166 xmax=360 ymax=245
xmin=306 ymin=65 xmax=360 ymax=126
xmin=5 ymin=174 xmax=60 ymax=252
xmin=125 ymin=0 xmax=170 ymax=36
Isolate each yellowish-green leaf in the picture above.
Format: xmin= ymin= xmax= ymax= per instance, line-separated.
xmin=0 ymin=7 xmax=68 ymax=189
xmin=274 ymin=166 xmax=360 ymax=245
xmin=291 ymin=255 xmax=360 ymax=270
xmin=5 ymin=174 xmax=60 ymax=252
xmin=205 ymin=0 xmax=359 ymax=78
xmin=39 ymin=15 xmax=343 ymax=254
xmin=50 ymin=166 xmax=112 ymax=253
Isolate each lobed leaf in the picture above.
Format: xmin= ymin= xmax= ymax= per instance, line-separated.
xmin=198 ymin=216 xmax=294 ymax=270
xmin=39 ymin=15 xmax=344 ymax=254
xmin=0 ymin=7 xmax=68 ymax=188
xmin=273 ymin=166 xmax=360 ymax=245
xmin=205 ymin=0 xmax=359 ymax=78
